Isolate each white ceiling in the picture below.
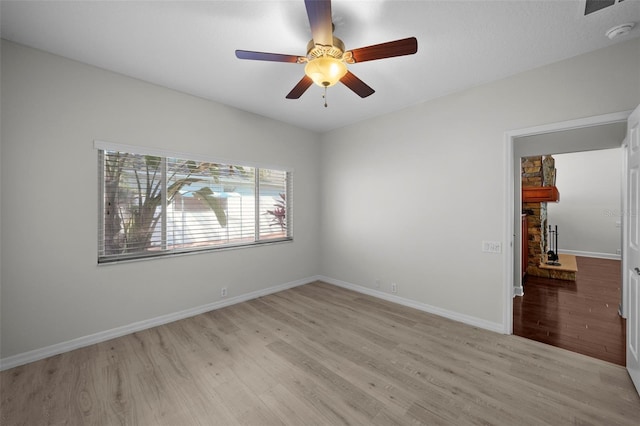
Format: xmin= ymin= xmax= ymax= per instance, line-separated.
xmin=1 ymin=0 xmax=639 ymax=133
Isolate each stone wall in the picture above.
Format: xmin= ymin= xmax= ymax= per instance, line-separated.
xmin=521 ymin=155 xmax=555 ymax=277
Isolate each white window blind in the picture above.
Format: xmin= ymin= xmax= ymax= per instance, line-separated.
xmin=98 ymin=145 xmax=292 ymax=263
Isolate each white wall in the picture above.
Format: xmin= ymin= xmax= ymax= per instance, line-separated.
xmin=514 ymin=122 xmax=626 ymax=157
xmin=319 ymin=38 xmax=640 ymax=327
xmin=2 ymin=37 xmax=639 ymax=364
xmin=547 ymin=149 xmax=622 ymax=258
xmin=0 ymin=40 xmax=322 ymax=360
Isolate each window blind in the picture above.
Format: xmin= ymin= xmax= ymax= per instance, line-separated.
xmin=98 ymin=146 xmax=292 ymax=263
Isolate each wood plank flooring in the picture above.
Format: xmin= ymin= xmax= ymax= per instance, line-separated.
xmin=2 ymin=281 xmax=639 ymax=425
xmin=514 ymin=256 xmax=626 ymax=365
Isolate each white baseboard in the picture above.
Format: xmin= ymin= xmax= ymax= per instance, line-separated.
xmin=1 ymin=274 xmax=507 ymax=370
xmin=0 ymin=276 xmax=321 ymax=371
xmin=318 ymin=276 xmax=505 ymax=334
xmin=558 ymin=249 xmax=621 ymax=260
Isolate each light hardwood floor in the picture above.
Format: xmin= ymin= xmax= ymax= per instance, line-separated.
xmin=2 ymin=281 xmax=639 ymax=425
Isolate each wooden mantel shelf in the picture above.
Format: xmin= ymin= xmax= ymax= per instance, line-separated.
xmin=522 ymin=186 xmax=560 ymax=202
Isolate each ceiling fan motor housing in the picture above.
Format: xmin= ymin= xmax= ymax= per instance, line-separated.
xmin=305 ymin=36 xmax=348 ymax=61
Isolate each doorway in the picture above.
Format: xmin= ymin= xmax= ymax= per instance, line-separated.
xmin=513 ymin=147 xmax=626 ymax=363
xmin=502 ymin=111 xmax=631 ymax=337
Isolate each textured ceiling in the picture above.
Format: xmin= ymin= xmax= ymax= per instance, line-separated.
xmin=1 ymin=0 xmax=639 ymax=133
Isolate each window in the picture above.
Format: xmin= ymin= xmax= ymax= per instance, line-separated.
xmin=96 ymin=142 xmax=292 ymax=263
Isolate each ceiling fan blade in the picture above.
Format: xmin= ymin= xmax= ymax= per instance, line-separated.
xmin=348 ymin=37 xmax=418 ymax=63
xmin=304 ymin=0 xmax=333 ymax=46
xmin=235 ymin=50 xmax=301 ymax=63
xmin=286 ymin=76 xmax=314 ymax=99
xmin=340 ymin=71 xmax=375 ymax=98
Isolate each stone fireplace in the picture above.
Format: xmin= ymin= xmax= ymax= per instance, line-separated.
xmin=521 ymin=155 xmax=576 ymax=280
xmin=521 ymin=155 xmax=561 ymax=278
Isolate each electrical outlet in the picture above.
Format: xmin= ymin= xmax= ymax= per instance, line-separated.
xmin=391 ymin=283 xmax=398 ymax=294
xmin=221 ymin=287 xmax=227 ymax=297
xmin=482 ymin=241 xmax=502 ymax=254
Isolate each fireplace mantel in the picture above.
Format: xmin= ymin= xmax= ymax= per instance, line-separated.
xmin=522 ymin=186 xmax=560 ymax=203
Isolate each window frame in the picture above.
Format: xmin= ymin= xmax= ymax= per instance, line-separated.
xmin=95 ymin=140 xmax=293 ymax=264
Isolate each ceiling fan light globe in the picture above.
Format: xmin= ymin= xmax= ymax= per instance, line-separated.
xmin=304 ymin=57 xmax=347 ymax=88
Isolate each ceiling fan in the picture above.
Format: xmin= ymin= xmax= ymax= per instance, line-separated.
xmin=235 ymin=0 xmax=418 ymax=104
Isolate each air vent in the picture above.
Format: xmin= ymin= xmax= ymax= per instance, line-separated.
xmin=584 ymin=0 xmax=624 ymax=16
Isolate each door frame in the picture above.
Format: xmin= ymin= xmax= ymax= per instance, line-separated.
xmin=502 ymin=110 xmax=632 ymax=334
xmin=621 ymin=135 xmax=629 ymax=318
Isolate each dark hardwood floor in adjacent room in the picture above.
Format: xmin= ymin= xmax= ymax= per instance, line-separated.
xmin=513 ymin=256 xmax=626 ymax=365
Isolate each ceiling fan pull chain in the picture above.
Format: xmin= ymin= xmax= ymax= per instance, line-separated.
xmin=323 ymin=86 xmax=328 ymax=108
